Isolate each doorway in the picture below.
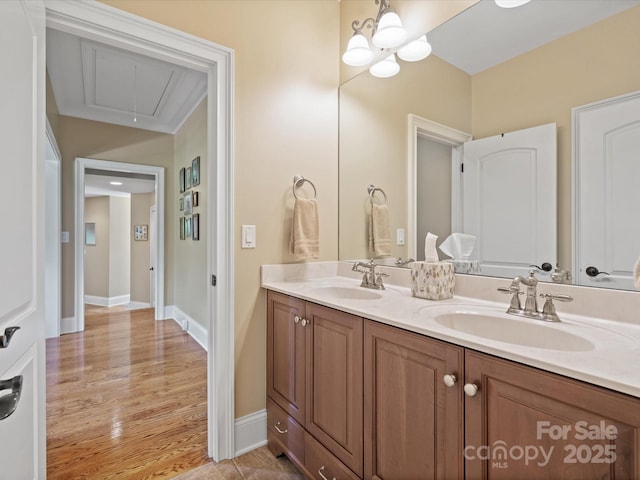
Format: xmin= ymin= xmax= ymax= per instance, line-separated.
xmin=46 ymin=1 xmax=235 ymax=461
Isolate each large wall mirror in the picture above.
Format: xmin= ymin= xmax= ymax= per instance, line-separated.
xmin=338 ymin=0 xmax=640 ymax=291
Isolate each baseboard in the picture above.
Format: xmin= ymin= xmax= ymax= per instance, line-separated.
xmin=168 ymin=305 xmax=208 ymax=351
xmin=84 ymin=294 xmax=130 ymax=307
xmin=235 ymin=409 xmax=267 ymax=457
xmin=128 ymin=301 xmax=152 ymax=310
xmin=60 ymin=316 xmax=77 ymax=334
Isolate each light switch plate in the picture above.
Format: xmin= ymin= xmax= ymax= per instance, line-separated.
xmin=396 ymin=228 xmax=405 ymax=246
xmin=242 ymin=225 xmax=256 ymax=248
xmin=61 ymin=231 xmax=70 ymax=243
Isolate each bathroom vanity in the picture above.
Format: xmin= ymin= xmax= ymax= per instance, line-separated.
xmin=263 ymin=263 xmax=640 ymax=480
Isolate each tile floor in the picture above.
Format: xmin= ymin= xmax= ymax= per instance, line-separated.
xmin=172 ymin=447 xmax=304 ymax=480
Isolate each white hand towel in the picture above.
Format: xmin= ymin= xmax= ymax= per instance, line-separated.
xmin=634 ymin=256 xmax=640 ymax=290
xmin=368 ymin=203 xmax=391 ymax=256
xmin=290 ymin=198 xmax=319 ymax=260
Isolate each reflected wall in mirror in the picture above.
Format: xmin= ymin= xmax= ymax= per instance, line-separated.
xmin=338 ymin=0 xmax=640 ymax=290
xmin=85 ymin=222 xmax=96 ymax=246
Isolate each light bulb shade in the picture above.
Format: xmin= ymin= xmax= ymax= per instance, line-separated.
xmin=397 ymin=35 xmax=432 ymax=62
xmin=342 ymin=33 xmax=374 ymax=66
xmin=372 ymin=11 xmax=407 ymax=48
xmin=495 ymin=0 xmax=530 ymax=7
xmin=369 ymin=54 xmax=400 ymax=78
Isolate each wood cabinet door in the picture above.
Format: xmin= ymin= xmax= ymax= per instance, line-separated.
xmin=364 ymin=320 xmax=464 ymax=480
xmin=465 ymin=350 xmax=640 ymax=479
xmin=305 ymin=302 xmax=364 ymax=477
xmin=267 ymin=291 xmax=308 ymax=425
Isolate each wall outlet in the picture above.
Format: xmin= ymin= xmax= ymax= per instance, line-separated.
xmin=396 ymin=228 xmax=405 ymax=246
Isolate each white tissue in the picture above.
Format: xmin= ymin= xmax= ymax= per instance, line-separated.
xmin=424 ymin=232 xmax=439 ymax=262
xmin=439 ymin=233 xmax=476 ymax=260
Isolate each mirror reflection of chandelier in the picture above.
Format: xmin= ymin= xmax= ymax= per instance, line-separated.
xmin=342 ymin=0 xmax=432 ymax=78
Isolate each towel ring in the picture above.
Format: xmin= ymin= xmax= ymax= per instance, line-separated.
xmin=293 ymin=175 xmax=317 ymax=199
xmin=368 ymin=185 xmax=387 ymax=205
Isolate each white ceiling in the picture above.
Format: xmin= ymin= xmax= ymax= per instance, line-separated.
xmin=428 ymin=0 xmax=640 ymax=75
xmin=46 ymin=28 xmax=207 ymax=134
xmin=85 ymin=171 xmax=156 ymax=198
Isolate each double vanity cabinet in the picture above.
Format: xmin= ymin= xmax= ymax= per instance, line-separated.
xmin=266 ymin=289 xmax=640 ymax=480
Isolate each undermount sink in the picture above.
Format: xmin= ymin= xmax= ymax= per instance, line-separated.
xmin=432 ymin=308 xmax=595 ymax=352
xmin=310 ymin=286 xmax=383 ymax=300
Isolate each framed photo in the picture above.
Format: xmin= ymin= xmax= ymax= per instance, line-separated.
xmin=184 ymin=192 xmax=193 ymax=215
xmin=134 ymin=225 xmax=148 ymax=241
xmin=192 ymin=156 xmax=200 ymax=187
xmin=192 ymin=213 xmax=199 ymax=241
xmin=192 ymin=191 xmax=199 ymax=207
xmin=186 ymin=167 xmax=192 ymax=189
xmin=179 ymin=217 xmax=185 ymax=240
xmin=179 ymin=167 xmax=186 ymax=193
xmin=185 ymin=216 xmax=192 ymax=239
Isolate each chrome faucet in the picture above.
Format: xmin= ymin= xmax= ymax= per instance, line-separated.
xmin=498 ymin=270 xmax=573 ymax=322
xmin=352 ymin=259 xmax=387 ymax=290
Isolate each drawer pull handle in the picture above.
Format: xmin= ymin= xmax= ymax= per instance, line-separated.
xmin=443 ymin=374 xmax=457 ymax=387
xmin=318 ymin=466 xmax=336 ymax=480
xmin=274 ymin=422 xmax=288 ymax=434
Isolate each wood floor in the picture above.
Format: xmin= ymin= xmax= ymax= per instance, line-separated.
xmin=46 ymin=306 xmax=210 ymax=479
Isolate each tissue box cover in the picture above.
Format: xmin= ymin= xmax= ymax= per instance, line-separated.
xmin=410 ymin=261 xmax=454 ymax=300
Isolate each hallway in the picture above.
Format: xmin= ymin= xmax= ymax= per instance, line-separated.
xmin=46 ymin=306 xmax=209 ymax=478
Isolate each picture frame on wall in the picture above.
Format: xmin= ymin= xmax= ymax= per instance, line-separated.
xmin=134 ymin=225 xmax=148 ymax=241
xmin=192 ymin=191 xmax=199 ymax=207
xmin=180 ymin=217 xmax=185 ymax=240
xmin=179 ymin=167 xmax=186 ymax=193
xmin=184 ymin=191 xmax=193 ymax=215
xmin=185 ymin=216 xmax=192 ymax=239
xmin=192 ymin=213 xmax=199 ymax=241
xmin=186 ymin=167 xmax=192 ymax=189
xmin=192 ymin=156 xmax=200 ymax=187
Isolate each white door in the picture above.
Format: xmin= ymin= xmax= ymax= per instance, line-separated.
xmin=574 ymin=91 xmax=640 ymax=290
xmin=149 ymin=205 xmax=157 ymax=308
xmin=462 ymin=123 xmax=557 ymax=278
xmin=0 ymin=1 xmax=46 ymax=478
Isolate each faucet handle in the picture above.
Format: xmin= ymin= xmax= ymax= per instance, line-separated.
xmin=498 ymin=286 xmax=523 ymax=311
xmin=497 ymin=286 xmax=521 ymax=294
xmin=539 ymin=293 xmax=573 ymax=322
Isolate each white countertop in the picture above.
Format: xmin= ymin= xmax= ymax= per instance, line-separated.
xmin=261 ymin=264 xmax=640 ymax=399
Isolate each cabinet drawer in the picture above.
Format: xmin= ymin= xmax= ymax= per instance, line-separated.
xmin=267 ymin=397 xmax=305 ymax=465
xmin=305 ymin=432 xmax=360 ymax=480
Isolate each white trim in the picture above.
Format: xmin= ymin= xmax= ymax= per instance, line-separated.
xmin=45 ymin=119 xmax=62 ymax=338
xmin=128 ymin=301 xmax=152 ymax=310
xmin=170 ymin=305 xmax=208 ymax=351
xmin=84 ymin=294 xmax=130 ymax=307
xmin=407 ymin=114 xmax=472 ymax=259
xmin=234 ymin=410 xmax=267 ymax=457
xmin=74 ymin=158 xmax=165 ymax=330
xmin=60 ymin=316 xmax=77 ymax=335
xmin=47 ymin=1 xmax=236 ymax=460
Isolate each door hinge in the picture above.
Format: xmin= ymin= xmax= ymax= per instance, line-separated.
xmin=461 ymin=163 xmax=464 ymax=173
xmin=211 ymin=274 xmax=217 ymax=287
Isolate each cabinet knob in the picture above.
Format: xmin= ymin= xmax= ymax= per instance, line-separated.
xmin=463 ymin=383 xmax=479 ymax=397
xmin=443 ymin=374 xmax=457 ymax=387
xmin=318 ymin=466 xmax=336 ymax=480
xmin=301 ymin=318 xmax=309 ymax=327
xmin=294 ymin=315 xmax=301 ymax=324
xmin=274 ymin=421 xmax=288 ymax=434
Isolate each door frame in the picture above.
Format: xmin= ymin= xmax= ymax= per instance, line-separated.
xmin=407 ymin=114 xmax=472 ymax=259
xmin=149 ymin=205 xmax=157 ymax=308
xmin=45 ymin=119 xmax=62 ymax=338
xmin=74 ymin=158 xmax=165 ymax=326
xmin=46 ymin=1 xmax=235 ymax=461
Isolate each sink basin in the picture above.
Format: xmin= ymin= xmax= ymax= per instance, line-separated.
xmin=433 ymin=309 xmax=595 ymax=352
xmin=310 ymin=286 xmax=383 ymax=300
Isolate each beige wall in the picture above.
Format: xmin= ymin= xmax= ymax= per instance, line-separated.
xmin=109 ymin=196 xmax=131 ymax=298
xmin=174 ymin=100 xmax=207 ymax=328
xmin=471 ymin=4 xmax=640 ymax=272
xmin=55 ymin=115 xmax=174 ymax=318
xmin=100 ymin=0 xmax=340 ymax=418
xmin=339 ymin=55 xmax=471 ymax=260
xmin=84 ymin=196 xmax=110 ymax=297
xmin=130 ymin=192 xmax=154 ymax=304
